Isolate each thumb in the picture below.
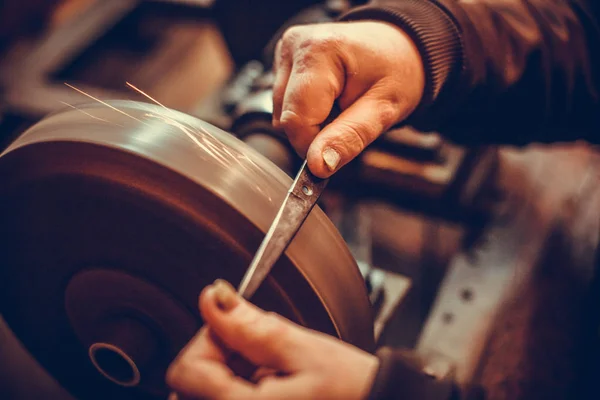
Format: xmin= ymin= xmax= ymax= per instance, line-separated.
xmin=306 ymin=91 xmax=405 ymax=178
xmin=199 ymin=279 xmax=318 ymax=372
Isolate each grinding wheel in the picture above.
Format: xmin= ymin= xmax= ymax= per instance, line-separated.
xmin=0 ymin=101 xmax=374 ymax=400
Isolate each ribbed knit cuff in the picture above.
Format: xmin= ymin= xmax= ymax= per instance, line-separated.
xmin=339 ymin=1 xmax=463 ymax=126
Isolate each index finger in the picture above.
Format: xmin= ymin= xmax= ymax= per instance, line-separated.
xmin=279 ymin=56 xmax=343 ymax=157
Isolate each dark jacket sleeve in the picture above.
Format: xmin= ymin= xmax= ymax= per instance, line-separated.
xmin=366 ymin=347 xmax=461 ymax=400
xmin=340 ymin=0 xmax=600 ymax=146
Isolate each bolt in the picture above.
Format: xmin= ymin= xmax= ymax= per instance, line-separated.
xmin=460 ymin=288 xmax=474 ymax=302
xmin=442 ymin=312 xmax=454 ymax=324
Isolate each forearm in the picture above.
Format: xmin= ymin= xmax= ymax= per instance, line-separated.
xmin=341 ymin=0 xmax=600 ymax=146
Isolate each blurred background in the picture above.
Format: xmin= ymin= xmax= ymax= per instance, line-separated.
xmin=3 ymin=2 xmax=598 ymax=399
xmin=0 ymin=0 xmax=470 ymax=351
xmin=0 ymin=0 xmax=367 ymax=140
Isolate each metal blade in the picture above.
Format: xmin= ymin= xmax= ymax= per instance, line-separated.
xmin=238 ymin=160 xmax=328 ymax=299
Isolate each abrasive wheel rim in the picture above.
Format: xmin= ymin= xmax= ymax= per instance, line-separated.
xmin=88 ymin=343 xmax=141 ymax=388
xmin=0 ymin=100 xmax=374 ymax=393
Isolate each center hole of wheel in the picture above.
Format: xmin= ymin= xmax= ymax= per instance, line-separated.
xmin=89 ymin=343 xmax=141 ymax=387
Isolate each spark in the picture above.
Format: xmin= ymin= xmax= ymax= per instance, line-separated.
xmin=144 ymin=112 xmax=215 ymax=157
xmin=123 ymin=85 xmax=271 ymax=198
xmin=125 ymin=81 xmax=206 ymax=137
xmin=59 ymin=101 xmax=124 ymax=127
xmin=126 ymin=81 xmax=226 ymax=163
xmin=64 ymin=83 xmax=147 ymax=124
xmin=64 ymin=81 xmax=273 ymax=202
xmin=126 ymin=82 xmax=169 ymax=110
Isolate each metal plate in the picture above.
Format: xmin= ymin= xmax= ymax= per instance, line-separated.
xmin=0 ymin=101 xmax=373 ymax=399
xmin=416 ymin=145 xmax=600 ymax=395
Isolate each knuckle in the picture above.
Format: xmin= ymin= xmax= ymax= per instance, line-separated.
xmin=279 ymin=109 xmax=304 ymax=132
xmin=370 ymin=81 xmax=408 ymax=121
xmin=257 ymin=312 xmax=286 ymax=341
xmin=299 ymin=30 xmax=342 ymax=52
xmin=293 ymin=33 xmax=341 ymax=72
xmin=227 ymin=307 xmax=285 ymax=349
xmin=378 ymin=100 xmax=402 ymax=127
xmin=230 ymin=306 xmax=263 ymax=335
xmin=294 ymin=50 xmax=318 ymax=74
xmin=281 ymin=26 xmax=302 ymax=48
xmin=245 ymin=312 xmax=288 ymax=346
xmin=337 ymin=120 xmax=370 ymax=152
xmin=278 ymin=27 xmax=302 ymax=65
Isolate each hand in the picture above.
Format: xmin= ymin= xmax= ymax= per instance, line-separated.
xmin=272 ymin=21 xmax=425 ymax=178
xmin=167 ymin=279 xmax=379 ymax=399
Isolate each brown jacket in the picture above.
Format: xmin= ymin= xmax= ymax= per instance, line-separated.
xmin=340 ymin=0 xmax=600 ymax=399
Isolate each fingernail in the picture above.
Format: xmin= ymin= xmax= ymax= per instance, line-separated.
xmin=212 ymin=279 xmax=240 ymax=312
xmin=322 ymin=147 xmax=341 ymax=171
